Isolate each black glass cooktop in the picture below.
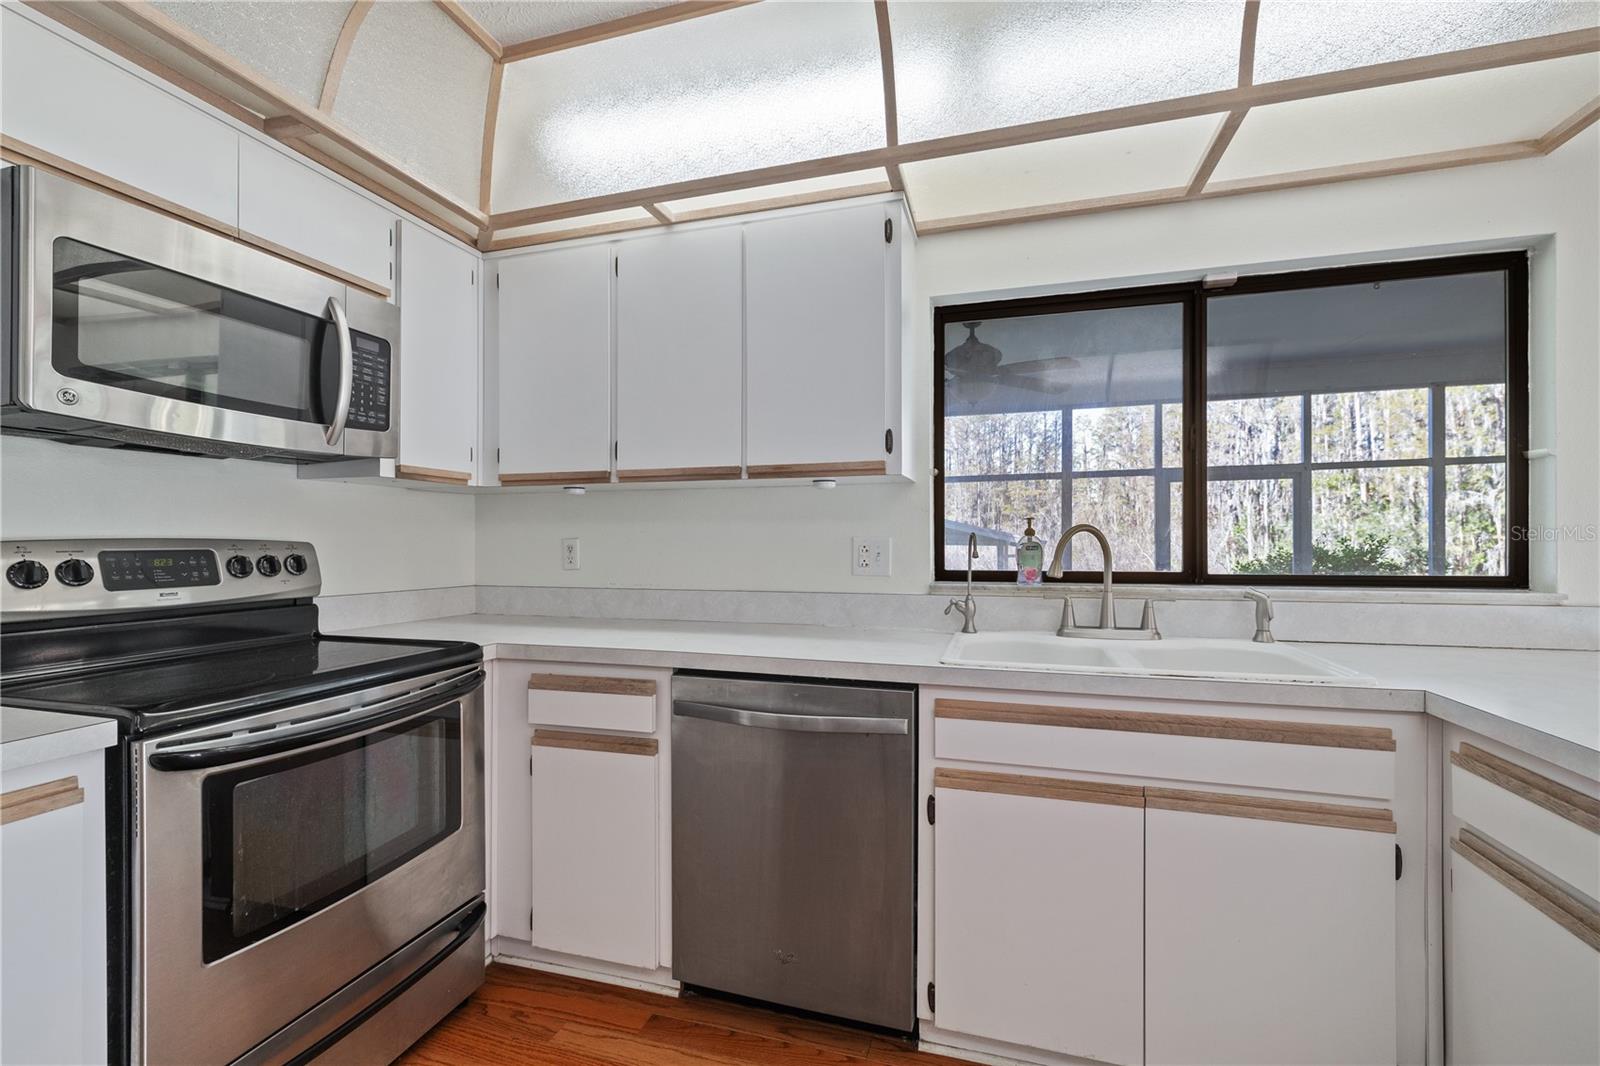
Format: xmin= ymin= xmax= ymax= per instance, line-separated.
xmin=3 ymin=634 xmax=480 ymax=735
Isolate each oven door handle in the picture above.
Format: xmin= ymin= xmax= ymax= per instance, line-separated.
xmin=148 ymin=667 xmax=483 ymax=771
xmin=324 ymin=295 xmax=353 ymax=447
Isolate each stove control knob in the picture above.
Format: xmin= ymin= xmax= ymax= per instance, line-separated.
xmin=55 ymin=557 xmax=95 ymax=587
xmin=283 ymin=553 xmax=308 ymax=576
xmin=226 ymin=555 xmax=254 ymax=579
xmin=6 ymin=559 xmax=48 ymax=589
xmin=255 ymin=554 xmax=281 ymax=578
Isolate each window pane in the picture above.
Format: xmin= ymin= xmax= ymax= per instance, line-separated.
xmin=1069 ymin=476 xmax=1156 ymax=571
xmin=1311 ymin=389 xmax=1430 ymax=463
xmin=1446 ymin=383 xmax=1507 ymax=458
xmin=1311 ymin=467 xmax=1429 ymax=575
xmin=942 ymin=302 xmax=1183 ymax=575
xmin=1208 ymin=478 xmax=1295 ymax=574
xmin=1160 ymin=402 xmax=1183 ymax=468
xmin=1447 ymin=463 xmax=1507 ymax=576
xmin=1206 ymin=396 xmax=1302 ymax=466
xmin=945 ymin=411 xmax=1062 ymax=476
xmin=1165 ymin=480 xmax=1183 ymax=573
xmin=944 ymin=479 xmax=1062 ymax=571
xmin=1072 ymin=405 xmax=1154 ymax=472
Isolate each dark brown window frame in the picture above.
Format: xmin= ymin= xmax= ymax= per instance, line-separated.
xmin=933 ymin=251 xmax=1531 ymax=589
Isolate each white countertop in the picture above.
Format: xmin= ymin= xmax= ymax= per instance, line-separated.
xmin=1 ymin=706 xmax=118 ymax=773
xmin=339 ymin=615 xmax=1600 ymax=779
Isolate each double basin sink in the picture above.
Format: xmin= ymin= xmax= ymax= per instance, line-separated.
xmin=942 ymin=632 xmax=1372 ymax=685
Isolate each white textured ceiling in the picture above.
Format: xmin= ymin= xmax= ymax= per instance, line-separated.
xmin=152 ymin=0 xmax=351 ymax=105
xmin=458 ymin=1 xmax=678 ymax=45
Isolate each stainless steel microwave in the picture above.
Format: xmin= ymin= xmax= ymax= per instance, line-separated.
xmin=1 ymin=165 xmax=398 ymax=461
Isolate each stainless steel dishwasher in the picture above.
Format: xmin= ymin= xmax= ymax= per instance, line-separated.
xmin=671 ymin=673 xmax=916 ymax=1033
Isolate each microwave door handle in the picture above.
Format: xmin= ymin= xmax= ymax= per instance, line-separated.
xmin=324 ymin=295 xmax=353 ymax=446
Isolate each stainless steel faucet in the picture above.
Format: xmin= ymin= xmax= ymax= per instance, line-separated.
xmin=1244 ymin=589 xmax=1275 ymax=643
xmin=945 ymin=532 xmax=978 ymax=634
xmin=1044 ymin=523 xmax=1159 ymax=639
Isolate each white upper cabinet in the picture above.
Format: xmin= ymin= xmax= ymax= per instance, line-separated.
xmin=0 ymin=7 xmax=238 ymax=227
xmin=397 ymin=221 xmax=479 ymax=482
xmin=238 ymin=139 xmax=396 ymax=292
xmin=614 ymin=227 xmax=744 ymax=480
xmin=1145 ymin=805 xmax=1397 ymax=1066
xmin=744 ymin=202 xmax=903 ymax=477
xmin=496 ymin=244 xmax=613 ymax=484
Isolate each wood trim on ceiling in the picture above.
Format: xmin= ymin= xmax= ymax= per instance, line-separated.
xmin=434 ymin=0 xmax=502 ymax=60
xmin=498 ymin=1 xmax=756 ymax=63
xmin=529 ymin=675 xmax=658 ymax=698
xmin=1146 ymin=787 xmax=1397 ymax=833
xmin=641 ymin=202 xmax=676 ymax=224
xmin=395 ymin=464 xmax=472 ymax=485
xmin=1452 ymin=830 xmax=1600 ymax=952
xmin=1452 ymin=744 xmax=1600 ymax=834
xmin=279 ymin=136 xmax=478 ymax=247
xmin=932 ymin=698 xmax=1398 ymax=751
xmin=479 ymin=59 xmax=505 ymax=215
xmin=933 ymin=767 xmax=1145 ymax=808
xmin=320 ymin=0 xmax=373 ymax=111
xmin=487 ymin=26 xmax=1600 ymax=230
xmin=1538 ymin=95 xmax=1600 ymax=153
xmin=0 ymin=776 xmax=85 ymax=826
xmin=531 ymin=729 xmax=659 ymax=757
xmin=1186 ymin=109 xmax=1248 ymax=196
xmin=1238 ymin=0 xmax=1261 ymax=88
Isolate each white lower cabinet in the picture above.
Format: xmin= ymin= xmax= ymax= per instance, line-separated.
xmin=529 ymin=736 xmax=659 ymax=969
xmin=933 ymin=775 xmax=1144 ymax=1063
xmin=1145 ymin=806 xmax=1397 ymax=1066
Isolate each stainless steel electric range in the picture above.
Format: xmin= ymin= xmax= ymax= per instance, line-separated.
xmin=0 ymin=538 xmax=486 ymax=1066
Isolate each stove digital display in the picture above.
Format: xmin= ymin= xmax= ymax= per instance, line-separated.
xmin=98 ymin=549 xmax=220 ymax=591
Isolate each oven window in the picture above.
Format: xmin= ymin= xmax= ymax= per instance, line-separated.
xmin=51 ymin=237 xmax=335 ymax=423
xmin=200 ymin=706 xmax=461 ymax=962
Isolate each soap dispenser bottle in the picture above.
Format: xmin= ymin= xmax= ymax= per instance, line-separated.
xmin=1016 ymin=518 xmax=1044 ymax=586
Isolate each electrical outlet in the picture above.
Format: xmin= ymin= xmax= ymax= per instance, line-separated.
xmin=561 ymin=538 xmax=580 ymax=571
xmin=852 ymin=537 xmax=892 ymax=577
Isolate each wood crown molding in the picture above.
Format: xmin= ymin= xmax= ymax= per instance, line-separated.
xmin=499 ymin=1 xmax=755 ymax=63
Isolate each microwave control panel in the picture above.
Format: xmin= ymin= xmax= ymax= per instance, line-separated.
xmin=345 ymin=333 xmax=391 ymax=432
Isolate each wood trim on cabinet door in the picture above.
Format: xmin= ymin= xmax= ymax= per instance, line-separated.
xmin=1452 ymin=744 xmax=1600 ymax=834
xmin=498 ymin=470 xmax=612 ymax=486
xmin=395 ymin=464 xmax=472 ymax=486
xmin=234 ymin=228 xmax=391 ymax=299
xmin=529 ymin=675 xmax=657 ymax=698
xmin=532 ymin=730 xmax=659 ymax=757
xmin=1452 ymin=830 xmax=1600 ymax=951
xmin=933 ymin=699 xmax=1397 ymax=751
xmin=0 ymin=777 xmax=84 ymax=826
xmin=934 ymin=768 xmax=1144 ymax=808
xmin=1146 ymin=787 xmax=1397 ymax=833
xmin=617 ymin=466 xmax=742 ymax=483
xmin=747 ymin=461 xmax=888 ymax=479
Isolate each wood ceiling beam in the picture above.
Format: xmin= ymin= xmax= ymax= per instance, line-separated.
xmin=85 ymin=0 xmax=487 ymax=230
xmin=641 ymin=203 xmax=676 ymax=224
xmin=499 ymin=1 xmax=756 ymax=63
xmin=434 ymin=0 xmax=502 ymax=60
xmin=479 ymin=59 xmax=504 ymax=215
xmin=1537 ymin=95 xmax=1600 ymax=153
xmin=872 ymin=0 xmax=905 ymax=193
xmin=489 ymin=26 xmax=1598 ymax=230
xmin=1187 ymin=110 xmax=1249 ymax=196
xmin=319 ymin=0 xmax=373 ymax=111
xmin=1238 ymin=0 xmax=1261 ymax=88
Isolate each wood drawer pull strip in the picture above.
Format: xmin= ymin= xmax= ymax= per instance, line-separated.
xmin=934 ymin=699 xmax=1396 ymax=752
xmin=1146 ymin=787 xmax=1396 ymax=834
xmin=1452 ymin=829 xmax=1600 ymax=952
xmin=532 ymin=729 xmax=658 ymax=757
xmin=0 ymin=776 xmax=84 ymax=826
xmin=500 ymin=470 xmax=611 ymax=486
xmin=747 ymin=461 xmax=887 ymax=479
xmin=934 ymin=768 xmax=1144 ymax=808
xmin=396 ymin=464 xmax=471 ymax=485
xmin=617 ymin=466 xmax=742 ymax=483
xmin=528 ymin=675 xmax=657 ymax=698
xmin=1452 ymin=744 xmax=1600 ymax=834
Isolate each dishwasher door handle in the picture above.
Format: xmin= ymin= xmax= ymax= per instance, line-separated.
xmin=674 ymin=700 xmax=909 ymax=735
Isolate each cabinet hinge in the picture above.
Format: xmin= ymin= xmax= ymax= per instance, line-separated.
xmin=613 ymin=441 xmax=619 ymax=460
xmin=495 ymin=272 xmax=500 ymax=290
xmin=884 ymin=218 xmax=893 ymax=244
xmin=1395 ymin=843 xmax=1403 ymax=881
xmin=496 ymin=448 xmax=501 ymax=463
xmin=926 ymin=981 xmax=935 ymax=1013
xmin=470 ymin=269 xmax=475 ymax=285
xmin=925 ymin=794 xmax=935 ymax=825
xmin=885 ymin=428 xmax=895 ymax=455
xmin=529 ymin=755 xmax=533 ymax=775
xmin=529 ymin=908 xmax=534 ymax=930
xmin=469 ymin=446 xmax=474 ymax=462
xmin=614 ymin=257 xmax=619 ymax=277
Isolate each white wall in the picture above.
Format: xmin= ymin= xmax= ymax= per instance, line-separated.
xmin=476 ymin=128 xmax=1600 ymax=603
xmin=0 ymin=436 xmax=475 ymax=597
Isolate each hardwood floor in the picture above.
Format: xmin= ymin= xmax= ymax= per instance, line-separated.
xmin=397 ymin=962 xmax=966 ymax=1065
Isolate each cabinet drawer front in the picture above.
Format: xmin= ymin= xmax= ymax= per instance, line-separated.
xmin=934 ymin=699 xmax=1396 ymax=800
xmin=528 ymin=675 xmax=658 ymax=734
xmin=1451 ymin=744 xmax=1600 ymax=900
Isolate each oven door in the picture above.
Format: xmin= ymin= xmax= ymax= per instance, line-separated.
xmin=134 ymin=665 xmax=483 ymax=1066
xmin=9 ymin=166 xmax=397 ymax=459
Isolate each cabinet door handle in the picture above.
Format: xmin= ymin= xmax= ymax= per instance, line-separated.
xmin=0 ymin=776 xmax=83 ymax=825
